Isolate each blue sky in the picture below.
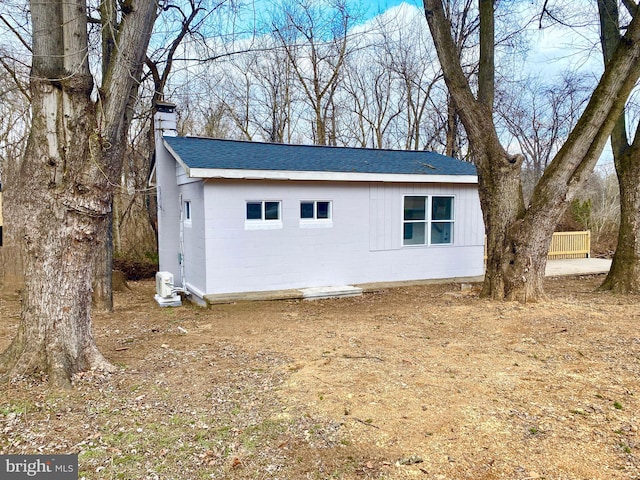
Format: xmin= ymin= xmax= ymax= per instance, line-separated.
xmin=360 ymin=0 xmax=415 ymax=20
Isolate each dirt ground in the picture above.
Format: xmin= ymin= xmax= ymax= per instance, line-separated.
xmin=1 ymin=275 xmax=639 ymax=480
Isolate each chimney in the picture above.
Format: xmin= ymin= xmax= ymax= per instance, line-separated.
xmin=153 ymin=101 xmax=178 ymax=141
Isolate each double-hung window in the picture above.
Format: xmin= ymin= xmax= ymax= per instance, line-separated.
xmin=245 ymin=201 xmax=282 ymax=229
xmin=403 ymin=196 xmax=454 ymax=246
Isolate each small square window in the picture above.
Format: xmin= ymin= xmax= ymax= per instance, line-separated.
xmin=245 ymin=201 xmax=282 ymax=229
xmin=246 ymin=202 xmax=263 ymax=220
xmin=301 ymin=202 xmax=314 ymax=219
xmin=300 ymin=201 xmax=331 ymax=220
xmin=300 ymin=201 xmax=332 ymax=228
xmin=317 ymin=201 xmax=330 ymax=219
xmin=265 ymin=201 xmax=280 ymax=220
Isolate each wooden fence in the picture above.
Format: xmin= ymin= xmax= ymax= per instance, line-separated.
xmin=485 ymin=231 xmax=591 ymax=260
xmin=548 ymin=230 xmax=590 ymax=259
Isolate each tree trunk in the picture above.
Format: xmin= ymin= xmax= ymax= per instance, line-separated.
xmin=424 ymin=0 xmax=640 ymax=301
xmin=445 ymin=95 xmax=458 ymax=158
xmin=600 ymin=144 xmax=640 ymax=292
xmin=1 ymin=74 xmax=113 ymax=387
xmin=92 ymin=215 xmax=114 ymax=311
xmin=1 ymin=0 xmax=157 ymax=386
xmin=597 ymin=0 xmax=640 ymax=293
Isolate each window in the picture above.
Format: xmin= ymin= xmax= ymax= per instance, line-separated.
xmin=300 ymin=201 xmax=332 ymax=228
xmin=183 ymin=200 xmax=192 ymax=223
xmin=247 ymin=201 xmax=280 ymax=220
xmin=245 ymin=201 xmax=282 ymax=229
xmin=300 ymin=201 xmax=331 ymax=220
xmin=403 ymin=195 xmax=453 ymax=246
xmin=431 ymin=196 xmax=453 ymax=244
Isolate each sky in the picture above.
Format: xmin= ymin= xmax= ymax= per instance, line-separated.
xmin=360 ymin=0 xmax=414 ymax=20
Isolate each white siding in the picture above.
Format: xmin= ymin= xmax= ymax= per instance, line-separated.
xmin=179 ymin=181 xmax=206 ymax=294
xmin=200 ymin=180 xmax=484 ymax=295
xmin=156 ymin=141 xmax=181 ymax=278
xmin=157 ymin=142 xmax=206 ymax=293
xmin=370 ymin=182 xmax=484 ymax=250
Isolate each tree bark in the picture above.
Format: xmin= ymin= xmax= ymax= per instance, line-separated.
xmin=600 ymin=145 xmax=640 ymax=292
xmin=597 ymin=0 xmax=640 ymax=293
xmin=1 ymin=46 xmax=112 ymax=386
xmin=1 ymin=0 xmax=157 ymax=386
xmin=424 ymin=0 xmax=640 ymax=301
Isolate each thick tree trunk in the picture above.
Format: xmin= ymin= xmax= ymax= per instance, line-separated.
xmin=1 ymin=77 xmax=114 ymax=387
xmin=600 ymin=148 xmax=640 ymax=292
xmin=424 ymin=0 xmax=640 ymax=301
xmin=1 ymin=0 xmax=157 ymax=385
xmin=597 ymin=0 xmax=640 ymax=293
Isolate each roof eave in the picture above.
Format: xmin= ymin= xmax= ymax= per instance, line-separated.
xmin=187 ymin=168 xmax=477 ymax=184
xmin=163 ymin=138 xmax=192 ymax=176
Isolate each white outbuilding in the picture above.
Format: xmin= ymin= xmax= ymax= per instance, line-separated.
xmin=152 ymin=105 xmax=484 ymax=304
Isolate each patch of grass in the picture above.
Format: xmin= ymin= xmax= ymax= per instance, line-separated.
xmin=0 ymin=402 xmax=32 ymax=415
xmin=570 ymin=409 xmax=587 ymax=416
xmin=619 ymin=443 xmax=632 ymax=454
xmin=79 ymin=447 xmax=105 ymax=461
xmin=529 ymin=427 xmax=539 ymax=435
xmin=614 ymin=401 xmax=623 ymax=410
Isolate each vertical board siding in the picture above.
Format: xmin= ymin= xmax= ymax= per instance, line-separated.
xmin=369 ymin=183 xmax=484 ymax=251
xmin=199 ymin=179 xmax=485 ymax=295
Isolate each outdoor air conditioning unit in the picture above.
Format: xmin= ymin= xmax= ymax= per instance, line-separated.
xmin=154 ymin=271 xmax=182 ymax=307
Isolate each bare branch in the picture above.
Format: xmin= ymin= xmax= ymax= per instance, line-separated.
xmin=0 ymin=57 xmax=30 ymax=101
xmin=0 ymin=14 xmax=32 ymax=52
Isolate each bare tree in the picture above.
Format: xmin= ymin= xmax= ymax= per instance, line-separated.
xmin=0 ymin=2 xmax=32 ymax=285
xmin=496 ymin=72 xmax=592 ymax=199
xmin=424 ymin=0 xmax=640 ymax=301
xmin=597 ymin=0 xmax=640 ymax=293
xmin=570 ymin=165 xmax=620 ymax=245
xmin=380 ymin=11 xmax=443 ymax=151
xmin=340 ymin=48 xmax=402 ymax=148
xmin=250 ymin=44 xmax=298 ymax=143
xmin=0 ymin=0 xmax=158 ymax=386
xmin=271 ymin=0 xmax=354 ymax=145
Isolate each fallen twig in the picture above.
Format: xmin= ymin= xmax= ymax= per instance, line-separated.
xmin=353 ymin=417 xmax=380 ymax=429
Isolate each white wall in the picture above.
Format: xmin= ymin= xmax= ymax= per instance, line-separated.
xmin=155 ymin=141 xmax=182 ymax=279
xmin=177 ymin=181 xmax=206 ymax=295
xmin=197 ymin=179 xmax=484 ymax=295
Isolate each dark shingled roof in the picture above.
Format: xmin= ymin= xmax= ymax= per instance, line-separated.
xmin=164 ymin=136 xmax=476 ymax=177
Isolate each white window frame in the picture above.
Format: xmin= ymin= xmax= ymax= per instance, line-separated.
xmin=402 ymin=195 xmax=454 ymax=246
xmin=300 ymin=200 xmax=333 ymax=228
xmin=183 ymin=200 xmax=192 ymax=227
xmin=245 ymin=200 xmax=283 ymax=230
